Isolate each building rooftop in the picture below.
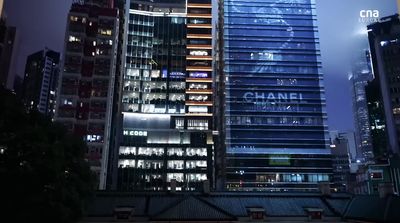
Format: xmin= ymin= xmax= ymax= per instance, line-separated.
xmin=80 ymin=191 xmax=400 ymax=222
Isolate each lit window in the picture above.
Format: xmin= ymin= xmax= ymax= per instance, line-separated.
xmin=167 ymin=148 xmax=184 ymax=156
xmin=138 ymin=147 xmax=164 ymax=156
xmin=167 ymin=160 xmax=184 ymax=169
xmin=63 ymin=99 xmax=73 ymax=105
xmin=187 ymin=148 xmax=207 ymax=157
xmin=137 ymin=160 xmax=163 ymax=169
xmin=68 ymin=35 xmax=81 ymax=42
xmin=167 ymin=173 xmax=184 ymax=182
xmin=85 ymin=135 xmax=103 ymax=143
xmin=118 ymin=159 xmax=135 ymax=168
xmin=119 ymin=146 xmax=136 ymax=155
xmin=189 ymin=50 xmax=208 ymax=56
xmin=143 ymin=70 xmax=150 ymax=78
xmin=99 ymin=29 xmax=113 ymax=36
xmin=186 ymin=160 xmax=207 ymax=169
xmin=187 ymin=173 xmax=207 ymax=182
xmin=70 ymin=16 xmax=78 ymax=22
xmin=370 ymin=171 xmax=383 ymax=180
xmin=189 ymin=83 xmax=207 ymax=89
xmin=393 ymin=107 xmax=400 ymax=114
xmin=175 ymin=118 xmax=184 ymax=129
xmin=188 ymin=119 xmax=208 ymax=130
xmin=189 ymin=95 xmax=209 ymax=101
xmin=127 ymin=68 xmax=140 ymax=77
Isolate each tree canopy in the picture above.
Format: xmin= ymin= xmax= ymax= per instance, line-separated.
xmin=0 ymin=86 xmax=96 ymax=223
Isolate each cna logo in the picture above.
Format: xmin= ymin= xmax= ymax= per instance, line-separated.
xmin=359 ymin=10 xmax=380 ymax=23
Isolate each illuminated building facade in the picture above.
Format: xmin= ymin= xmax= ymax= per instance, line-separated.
xmin=365 ymin=80 xmax=388 ymax=159
xmin=367 ymin=14 xmax=400 ymax=156
xmin=55 ymin=1 xmax=119 ymax=189
xmin=349 ymin=50 xmax=374 ymax=162
xmin=220 ymin=0 xmax=332 ymax=191
xmin=116 ymin=0 xmax=213 ymax=191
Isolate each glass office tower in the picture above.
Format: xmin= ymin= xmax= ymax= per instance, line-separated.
xmin=349 ymin=50 xmax=374 ymax=163
xmin=221 ymin=0 xmax=331 ymax=191
xmin=117 ymin=0 xmax=214 ymax=191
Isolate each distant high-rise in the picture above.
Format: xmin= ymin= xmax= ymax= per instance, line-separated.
xmin=13 ymin=75 xmax=23 ymax=96
xmin=0 ymin=19 xmax=17 ymax=89
xmin=22 ymin=48 xmax=60 ymax=118
xmin=0 ymin=0 xmax=3 ymax=18
xmin=55 ymin=0 xmax=119 ymax=189
xmin=114 ymin=0 xmax=214 ymax=191
xmin=349 ymin=50 xmax=374 ymax=162
xmin=398 ymin=0 xmax=400 ymax=15
xmin=329 ymin=131 xmax=352 ymax=192
xmin=367 ymin=14 xmax=400 ymax=156
xmin=218 ymin=0 xmax=331 ymax=191
xmin=365 ymin=79 xmax=388 ymax=159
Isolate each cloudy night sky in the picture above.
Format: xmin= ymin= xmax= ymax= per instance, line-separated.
xmin=3 ymin=0 xmax=399 ymax=132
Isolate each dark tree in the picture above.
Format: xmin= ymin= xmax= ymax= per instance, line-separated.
xmin=0 ymin=86 xmax=96 ymax=223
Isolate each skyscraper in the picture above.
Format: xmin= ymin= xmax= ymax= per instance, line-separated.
xmin=365 ymin=79 xmax=388 ymax=159
xmin=349 ymin=50 xmax=374 ymax=162
xmin=367 ymin=14 xmax=400 ymax=156
xmin=22 ymin=48 xmax=60 ymax=118
xmin=115 ymin=0 xmax=214 ymax=191
xmin=55 ymin=0 xmax=119 ymax=189
xmin=219 ymin=0 xmax=331 ymax=191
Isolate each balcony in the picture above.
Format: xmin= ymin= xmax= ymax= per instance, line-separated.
xmin=185 ymin=113 xmax=213 ymax=117
xmin=187 ymin=24 xmax=212 ymax=29
xmin=186 ymin=55 xmax=212 ymax=60
xmin=186 ymin=78 xmax=213 ymax=83
xmin=187 ymin=34 xmax=212 ymax=39
xmin=186 ymin=101 xmax=213 ymax=106
xmin=186 ymin=66 xmax=212 ymax=72
xmin=187 ymin=14 xmax=212 ymax=19
xmin=187 ymin=44 xmax=212 ymax=49
xmin=186 ymin=89 xmax=212 ymax=94
xmin=187 ymin=3 xmax=212 ymax=8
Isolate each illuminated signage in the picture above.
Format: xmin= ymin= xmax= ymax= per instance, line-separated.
xmin=269 ymin=155 xmax=291 ymax=166
xmin=123 ymin=130 xmax=148 ymax=136
xmin=243 ymin=92 xmax=304 ymax=103
xmin=189 ymin=72 xmax=208 ymax=78
xmin=170 ymin=72 xmax=185 ymax=78
xmin=162 ymin=67 xmax=168 ymax=78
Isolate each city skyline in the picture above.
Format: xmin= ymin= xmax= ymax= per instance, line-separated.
xmin=2 ymin=0 xmax=400 ymax=221
xmin=3 ymin=0 xmax=399 ymax=133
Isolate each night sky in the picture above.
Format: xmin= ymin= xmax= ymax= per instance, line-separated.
xmin=3 ymin=0 xmax=398 ymax=132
